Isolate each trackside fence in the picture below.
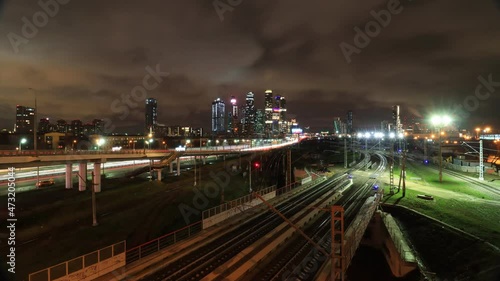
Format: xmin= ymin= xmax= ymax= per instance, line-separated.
xmin=29 ymin=241 xmax=125 ymax=281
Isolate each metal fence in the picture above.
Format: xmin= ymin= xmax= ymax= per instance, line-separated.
xmin=202 ymin=185 xmax=277 ymax=220
xmin=29 ymin=241 xmax=125 ymax=281
xmin=125 ymin=222 xmax=202 ymax=264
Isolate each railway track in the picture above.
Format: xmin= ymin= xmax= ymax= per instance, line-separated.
xmin=442 ymin=169 xmax=500 ymax=196
xmin=140 ymin=154 xmax=371 ymax=281
xmin=249 ymin=154 xmax=387 ymax=281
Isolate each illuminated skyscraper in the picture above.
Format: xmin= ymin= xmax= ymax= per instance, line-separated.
xmin=145 ymin=98 xmax=158 ymax=133
xmin=244 ymin=92 xmax=256 ymax=136
xmin=227 ymin=96 xmax=239 ymax=135
xmin=347 ymin=110 xmax=353 ymax=134
xmin=15 ymin=105 xmax=35 ymax=134
xmin=212 ymin=98 xmax=225 ymax=134
xmin=392 ymin=105 xmax=402 ymax=134
xmin=333 ymin=117 xmax=343 ymax=135
xmin=255 ymin=109 xmax=265 ymax=137
xmin=264 ymin=90 xmax=273 ymax=138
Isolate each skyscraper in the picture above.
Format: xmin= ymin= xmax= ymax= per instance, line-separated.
xmin=347 ymin=110 xmax=353 ymax=134
xmin=244 ymin=92 xmax=256 ymax=136
xmin=255 ymin=109 xmax=265 ymax=137
xmin=333 ymin=117 xmax=343 ymax=135
xmin=264 ymin=90 xmax=273 ymax=138
xmin=15 ymin=105 xmax=35 ymax=134
xmin=211 ymin=98 xmax=225 ymax=135
xmin=145 ymin=98 xmax=158 ymax=134
xmin=392 ymin=105 xmax=402 ymax=134
xmin=278 ymin=96 xmax=287 ymax=135
xmin=228 ymin=96 xmax=239 ymax=135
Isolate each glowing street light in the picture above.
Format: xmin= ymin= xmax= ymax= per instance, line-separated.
xmin=96 ymin=139 xmax=105 ymax=151
xmin=19 ymin=138 xmax=27 ymax=152
xmin=431 ymin=115 xmax=452 ymax=183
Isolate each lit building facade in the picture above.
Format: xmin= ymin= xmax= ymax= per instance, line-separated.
xmin=244 ymin=92 xmax=256 ymax=136
xmin=264 ymin=90 xmax=273 ymax=138
xmin=145 ymin=98 xmax=158 ymax=134
xmin=15 ymin=105 xmax=35 ymax=134
xmin=211 ymin=98 xmax=225 ymax=135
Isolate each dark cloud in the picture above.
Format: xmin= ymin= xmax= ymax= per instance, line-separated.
xmin=0 ymin=0 xmax=499 ymax=133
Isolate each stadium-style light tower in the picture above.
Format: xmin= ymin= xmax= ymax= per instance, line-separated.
xmin=431 ymin=115 xmax=452 ymax=183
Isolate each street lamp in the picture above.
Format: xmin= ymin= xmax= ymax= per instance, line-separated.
xmin=19 ymin=138 xmax=27 ymax=152
xmin=129 ymin=140 xmax=137 ymax=151
xmin=96 ymin=139 xmax=105 ymax=151
xmin=431 ymin=115 xmax=452 ymax=183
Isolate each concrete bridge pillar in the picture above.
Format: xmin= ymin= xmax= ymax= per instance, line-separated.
xmin=170 ymin=162 xmax=173 ymax=173
xmin=202 ymin=156 xmax=206 ymax=165
xmin=177 ymin=158 xmax=180 ymax=176
xmin=78 ymin=162 xmax=87 ymax=191
xmin=157 ymin=169 xmax=162 ymax=181
xmin=65 ymin=163 xmax=73 ymax=189
xmin=93 ymin=163 xmax=101 ymax=192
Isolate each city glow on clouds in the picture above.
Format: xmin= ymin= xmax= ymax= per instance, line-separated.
xmin=0 ymin=0 xmax=499 ymax=131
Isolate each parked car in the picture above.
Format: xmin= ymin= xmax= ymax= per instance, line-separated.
xmin=36 ymin=179 xmax=54 ymax=188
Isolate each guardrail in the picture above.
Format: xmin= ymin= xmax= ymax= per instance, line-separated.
xmin=29 ymin=241 xmax=126 ymax=281
xmin=202 ymin=185 xmax=277 ymax=220
xmin=125 ymin=222 xmax=202 ymax=264
xmin=0 ymin=149 xmax=159 ymax=157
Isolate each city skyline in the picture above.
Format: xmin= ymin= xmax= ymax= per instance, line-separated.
xmin=1 ymin=1 xmax=500 ymax=133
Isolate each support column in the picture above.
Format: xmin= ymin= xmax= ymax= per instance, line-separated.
xmin=202 ymin=156 xmax=206 ymax=165
xmin=65 ymin=163 xmax=73 ymax=189
xmin=78 ymin=162 xmax=87 ymax=191
xmin=157 ymin=169 xmax=162 ymax=181
xmin=170 ymin=162 xmax=173 ymax=173
xmin=177 ymin=157 xmax=180 ymax=176
xmin=93 ymin=163 xmax=101 ymax=192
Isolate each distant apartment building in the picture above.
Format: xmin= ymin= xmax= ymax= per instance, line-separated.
xmin=15 ymin=105 xmax=35 ymax=134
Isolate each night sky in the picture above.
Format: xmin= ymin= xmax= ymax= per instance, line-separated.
xmin=0 ymin=0 xmax=499 ymax=133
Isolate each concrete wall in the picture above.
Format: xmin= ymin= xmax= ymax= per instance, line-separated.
xmin=362 ymin=211 xmax=417 ymax=277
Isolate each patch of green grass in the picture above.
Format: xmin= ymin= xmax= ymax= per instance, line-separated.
xmin=383 ymin=188 xmax=500 ymax=248
xmin=393 ymin=161 xmax=496 ymax=200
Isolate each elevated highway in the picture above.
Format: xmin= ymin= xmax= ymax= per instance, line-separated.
xmin=1 ymin=140 xmax=298 ymax=192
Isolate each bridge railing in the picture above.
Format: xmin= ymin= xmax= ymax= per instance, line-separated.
xmin=125 ymin=222 xmax=202 ymax=265
xmin=28 ymin=241 xmax=126 ymax=281
xmin=0 ymin=149 xmax=160 ymax=157
xmin=202 ymin=185 xmax=277 ymax=220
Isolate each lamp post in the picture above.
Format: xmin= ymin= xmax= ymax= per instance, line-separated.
xmin=245 ymin=159 xmax=253 ymax=193
xmin=96 ymin=138 xmax=105 ymax=152
xmin=431 ymin=115 xmax=451 ymax=183
xmin=19 ymin=138 xmax=27 ymax=152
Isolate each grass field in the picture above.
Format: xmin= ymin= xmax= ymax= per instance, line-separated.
xmin=383 ymin=160 xmax=500 ymax=248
